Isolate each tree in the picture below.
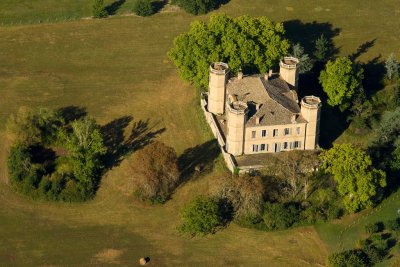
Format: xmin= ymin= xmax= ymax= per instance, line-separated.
xmin=133 ymin=0 xmax=155 ymax=16
xmin=172 ymin=0 xmax=220 ymax=15
xmin=6 ymin=107 xmax=63 ymax=146
xmin=314 ymin=34 xmax=329 ymax=62
xmin=92 ymin=0 xmax=108 ymax=18
xmin=262 ymin=202 xmax=300 ymax=230
xmin=213 ymin=175 xmax=265 ymax=220
xmin=320 ymin=144 xmax=387 ymax=213
xmin=279 ymin=151 xmax=319 ymax=200
xmin=319 ymin=57 xmax=364 ymax=111
xmin=63 ymin=117 xmax=106 ymax=198
xmin=291 ymin=43 xmax=313 ymax=74
xmin=385 ymin=53 xmax=399 ymax=81
xmin=179 ymin=195 xmax=224 ymax=236
xmin=168 ymin=14 xmax=290 ymax=89
xmin=327 ymin=249 xmax=368 ymax=267
xmin=376 ymin=107 xmax=400 ymax=144
xmin=130 ymin=141 xmax=180 ymax=203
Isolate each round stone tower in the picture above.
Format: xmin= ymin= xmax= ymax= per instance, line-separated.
xmin=301 ymin=96 xmax=322 ymax=150
xmin=279 ymin=57 xmax=300 ymax=88
xmin=208 ymin=62 xmax=229 ymax=115
xmin=226 ymin=100 xmax=248 ymax=156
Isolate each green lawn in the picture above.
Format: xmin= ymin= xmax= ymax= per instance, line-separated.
xmin=1 ymin=0 xmax=400 ymax=265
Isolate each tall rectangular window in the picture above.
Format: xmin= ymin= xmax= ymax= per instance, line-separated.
xmin=252 ymin=144 xmax=259 ymax=152
xmin=251 ymin=131 xmax=256 ymax=138
xmin=260 ymin=144 xmax=265 ymax=151
xmin=283 ymin=142 xmax=289 ymax=150
xmin=261 ymin=130 xmax=267 ymax=137
xmin=294 ymin=141 xmax=302 ymax=149
xmin=273 ymin=129 xmax=278 ymax=137
xmin=284 ymin=128 xmax=290 ymax=136
xmin=296 ymin=127 xmax=301 ymax=135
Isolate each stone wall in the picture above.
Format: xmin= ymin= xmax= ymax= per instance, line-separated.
xmin=200 ymin=94 xmax=237 ymax=173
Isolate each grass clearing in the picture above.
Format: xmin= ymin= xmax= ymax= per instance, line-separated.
xmin=0 ymin=0 xmax=399 ymax=265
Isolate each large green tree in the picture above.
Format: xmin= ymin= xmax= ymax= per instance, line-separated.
xmin=168 ymin=14 xmax=290 ymax=89
xmin=320 ymin=144 xmax=386 ymax=213
xmin=63 ymin=117 xmax=106 ymax=197
xmin=319 ymin=57 xmax=364 ymax=111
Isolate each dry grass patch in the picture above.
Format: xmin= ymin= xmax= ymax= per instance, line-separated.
xmin=94 ymin=248 xmax=125 ymax=264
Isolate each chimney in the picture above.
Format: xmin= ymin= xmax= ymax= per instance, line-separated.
xmin=291 ymin=114 xmax=298 ymax=123
xmin=256 ymin=116 xmax=260 ymax=125
xmin=238 ymin=69 xmax=243 ymax=80
xmin=268 ymin=69 xmax=273 ymax=78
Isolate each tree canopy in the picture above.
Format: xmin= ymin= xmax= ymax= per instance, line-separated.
xmin=172 ymin=0 xmax=221 ymax=15
xmin=130 ymin=141 xmax=180 ymax=203
xmin=179 ymin=195 xmax=224 ymax=236
xmin=133 ymin=0 xmax=155 ymax=17
xmin=320 ymin=144 xmax=386 ymax=213
xmin=385 ymin=53 xmax=399 ymax=81
xmin=7 ymin=108 xmax=106 ymax=202
xmin=319 ymin=57 xmax=364 ymax=111
xmin=92 ymin=0 xmax=108 ymax=18
xmin=168 ymin=14 xmax=290 ymax=89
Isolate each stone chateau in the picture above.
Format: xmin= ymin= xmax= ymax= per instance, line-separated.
xmin=205 ymin=57 xmax=322 ymax=157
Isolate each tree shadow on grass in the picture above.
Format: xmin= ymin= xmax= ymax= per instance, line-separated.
xmin=152 ymin=0 xmax=168 ymax=13
xmin=283 ymin=20 xmax=340 ymax=56
xmin=57 ymin=106 xmax=87 ymax=123
xmin=101 ymin=117 xmax=165 ymax=170
xmin=105 ymin=0 xmax=126 ymax=15
xmin=349 ymin=39 xmax=376 ymax=62
xmin=178 ymin=139 xmax=221 ymax=182
xmin=362 ymin=55 xmax=386 ymax=98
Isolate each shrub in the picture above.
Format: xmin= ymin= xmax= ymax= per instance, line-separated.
xmin=172 ymin=0 xmax=220 ymax=15
xmin=263 ymin=202 xmax=300 ymax=230
xmin=368 ymin=234 xmax=388 ymax=251
xmin=92 ymin=0 xmax=108 ymax=18
xmin=327 ymin=249 xmax=368 ymax=267
xmin=363 ymin=245 xmax=385 ymax=265
xmin=386 ymin=218 xmax=400 ymax=231
xmin=130 ymin=141 xmax=180 ymax=203
xmin=365 ymin=222 xmax=384 ymax=234
xmin=133 ymin=0 xmax=155 ymax=16
xmin=179 ymin=195 xmax=224 ymax=236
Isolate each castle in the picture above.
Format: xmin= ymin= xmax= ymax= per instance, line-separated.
xmin=206 ymin=57 xmax=322 ymax=157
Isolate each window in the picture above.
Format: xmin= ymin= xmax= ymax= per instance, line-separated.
xmin=283 ymin=142 xmax=289 ymax=150
xmin=252 ymin=144 xmax=259 ymax=152
xmin=284 ymin=128 xmax=291 ymax=136
xmin=261 ymin=130 xmax=267 ymax=137
xmin=273 ymin=129 xmax=278 ymax=137
xmin=260 ymin=144 xmax=265 ymax=151
xmin=274 ymin=143 xmax=281 ymax=152
xmin=294 ymin=141 xmax=302 ymax=149
xmin=251 ymin=131 xmax=256 ymax=138
xmin=296 ymin=127 xmax=301 ymax=135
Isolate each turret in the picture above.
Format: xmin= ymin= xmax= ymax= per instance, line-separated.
xmin=226 ymin=100 xmax=248 ymax=156
xmin=279 ymin=57 xmax=300 ymax=88
xmin=208 ymin=62 xmax=229 ymax=114
xmin=301 ymin=96 xmax=322 ymax=150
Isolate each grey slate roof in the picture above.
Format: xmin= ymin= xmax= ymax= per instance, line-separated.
xmin=226 ymin=75 xmax=307 ymax=126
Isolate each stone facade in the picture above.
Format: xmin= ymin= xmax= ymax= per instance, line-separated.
xmin=207 ymin=57 xmax=322 ymax=157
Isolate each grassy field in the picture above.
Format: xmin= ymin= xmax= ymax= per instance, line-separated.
xmin=1 ymin=0 xmax=400 ymax=266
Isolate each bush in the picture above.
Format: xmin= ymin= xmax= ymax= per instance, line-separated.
xmin=385 ymin=217 xmax=400 ymax=231
xmin=365 ymin=222 xmax=384 ymax=234
xmin=327 ymin=249 xmax=368 ymax=267
xmin=172 ymin=0 xmax=220 ymax=15
xmin=130 ymin=141 xmax=180 ymax=203
xmin=133 ymin=0 xmax=155 ymax=16
xmin=92 ymin=0 xmax=108 ymax=18
xmin=263 ymin=202 xmax=300 ymax=230
xmin=179 ymin=196 xmax=224 ymax=236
